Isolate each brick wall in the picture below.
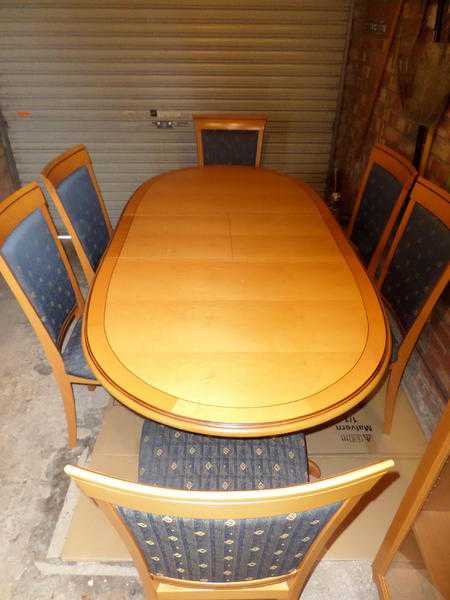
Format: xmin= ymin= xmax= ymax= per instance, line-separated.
xmin=335 ymin=0 xmax=450 ymax=203
xmin=333 ymin=0 xmax=449 ymax=436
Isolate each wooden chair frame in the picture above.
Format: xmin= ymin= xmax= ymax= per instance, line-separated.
xmin=66 ymin=459 xmax=393 ymax=600
xmin=373 ymin=400 xmax=450 ymax=598
xmin=376 ymin=177 xmax=450 ymax=434
xmin=347 ymin=144 xmax=417 ymax=279
xmin=41 ymin=144 xmax=113 ymax=285
xmin=0 ymin=182 xmax=100 ymax=448
xmin=193 ymin=114 xmax=267 ymax=168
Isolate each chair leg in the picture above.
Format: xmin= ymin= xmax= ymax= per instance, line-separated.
xmin=58 ymin=377 xmax=78 ymax=448
xmin=383 ymin=362 xmax=404 ymax=435
xmin=308 ymin=459 xmax=321 ymax=480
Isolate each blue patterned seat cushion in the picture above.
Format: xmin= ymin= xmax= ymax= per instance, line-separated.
xmin=351 ymin=163 xmax=403 ymax=266
xmin=382 ymin=203 xmax=450 ymax=332
xmin=56 ymin=165 xmax=110 ymax=272
xmin=62 ymin=319 xmax=95 ymax=379
xmin=138 ymin=420 xmax=309 ymax=491
xmin=118 ymin=421 xmax=342 ymax=583
xmin=0 ymin=208 xmax=76 ymax=343
xmin=202 ymin=129 xmax=259 ymax=166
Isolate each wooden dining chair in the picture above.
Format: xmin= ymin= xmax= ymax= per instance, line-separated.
xmin=41 ymin=144 xmax=113 ymax=285
xmin=66 ymin=417 xmax=393 ymax=600
xmin=0 ymin=182 xmax=101 ymax=448
xmin=376 ymin=177 xmax=450 ymax=434
xmin=193 ymin=114 xmax=267 ymax=167
xmin=347 ymin=144 xmax=417 ymax=279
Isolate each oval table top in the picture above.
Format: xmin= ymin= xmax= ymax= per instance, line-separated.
xmin=83 ymin=166 xmax=390 ymax=436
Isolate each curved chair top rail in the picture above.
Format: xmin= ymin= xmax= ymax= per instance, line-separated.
xmin=384 ymin=176 xmax=450 ymax=244
xmin=369 ymin=144 xmax=417 ymax=182
xmin=0 ymin=182 xmax=84 ymax=350
xmin=65 ymin=459 xmax=393 ymax=520
xmin=347 ymin=143 xmax=417 ymax=278
xmin=42 ymin=144 xmax=93 ymax=186
xmin=0 ymin=181 xmax=46 ymax=244
xmin=193 ymin=114 xmax=268 ymax=131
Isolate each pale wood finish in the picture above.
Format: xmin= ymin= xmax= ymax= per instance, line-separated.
xmin=347 ymin=143 xmax=417 ymax=280
xmin=41 ymin=144 xmax=113 ymax=284
xmin=422 ymin=458 xmax=450 ymax=512
xmin=412 ymin=510 xmax=450 ymax=597
xmin=418 ymin=124 xmax=437 ymax=177
xmin=0 ymin=182 xmax=100 ymax=448
xmin=83 ymin=166 xmax=390 ymax=436
xmin=66 ymin=459 xmax=394 ymax=600
xmin=373 ymin=401 xmax=450 ymax=599
xmin=376 ymin=177 xmax=450 ymax=433
xmin=193 ymin=114 xmax=267 ymax=167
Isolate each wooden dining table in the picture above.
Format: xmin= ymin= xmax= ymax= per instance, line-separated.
xmin=83 ymin=166 xmax=390 ymax=437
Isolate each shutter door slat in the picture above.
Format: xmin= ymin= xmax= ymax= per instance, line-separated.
xmin=1 ymin=88 xmax=341 ymax=101
xmin=0 ymin=36 xmax=347 ymax=51
xmin=1 ymin=62 xmax=344 ymax=76
xmin=2 ymin=1 xmax=350 ymax=224
xmin=0 ymin=5 xmax=350 ymax=22
xmin=2 ymin=75 xmax=341 ymax=87
xmin=1 ymin=22 xmax=349 ymax=37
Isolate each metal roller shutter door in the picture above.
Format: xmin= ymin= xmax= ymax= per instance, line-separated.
xmin=0 ymin=1 xmax=351 ymax=224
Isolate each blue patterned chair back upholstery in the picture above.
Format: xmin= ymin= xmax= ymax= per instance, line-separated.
xmin=350 ymin=163 xmax=403 ymax=266
xmin=381 ymin=201 xmax=450 ymax=333
xmin=119 ymin=502 xmax=340 ymax=583
xmin=56 ymin=165 xmax=111 ymax=273
xmin=201 ymin=129 xmax=259 ymax=167
xmin=1 ymin=207 xmax=76 ymax=344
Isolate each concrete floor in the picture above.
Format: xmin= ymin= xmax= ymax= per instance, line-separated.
xmin=0 ymin=250 xmax=381 ymax=599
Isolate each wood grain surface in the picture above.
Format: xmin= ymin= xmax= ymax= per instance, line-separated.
xmin=83 ymin=166 xmax=390 ymax=435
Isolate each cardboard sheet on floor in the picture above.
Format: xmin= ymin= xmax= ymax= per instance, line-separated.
xmin=307 ymin=382 xmax=427 ymax=457
xmin=62 ymin=387 xmax=426 ymax=563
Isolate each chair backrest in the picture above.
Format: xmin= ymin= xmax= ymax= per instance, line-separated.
xmin=347 ymin=144 xmax=417 ymax=279
xmin=41 ymin=144 xmax=113 ymax=285
xmin=377 ymin=178 xmax=450 ymax=340
xmin=66 ymin=459 xmax=393 ymax=597
xmin=0 ymin=182 xmax=84 ymax=356
xmin=193 ymin=114 xmax=267 ymax=167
